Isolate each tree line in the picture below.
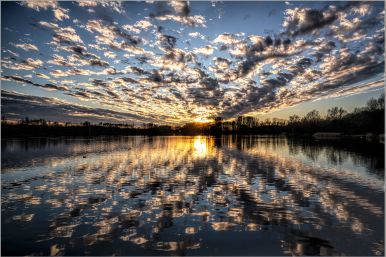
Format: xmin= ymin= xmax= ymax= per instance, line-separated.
xmin=1 ymin=94 xmax=384 ymax=138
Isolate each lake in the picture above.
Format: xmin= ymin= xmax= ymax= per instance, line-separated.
xmin=1 ymin=136 xmax=384 ymax=256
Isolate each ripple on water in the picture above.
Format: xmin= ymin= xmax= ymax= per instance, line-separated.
xmin=1 ymin=136 xmax=384 ymax=256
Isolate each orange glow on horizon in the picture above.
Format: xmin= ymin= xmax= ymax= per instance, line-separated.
xmin=193 ymin=117 xmax=213 ymax=123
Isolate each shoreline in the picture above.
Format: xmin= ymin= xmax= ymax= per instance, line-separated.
xmin=2 ymin=133 xmax=384 ymax=143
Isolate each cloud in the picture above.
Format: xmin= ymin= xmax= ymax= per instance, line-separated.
xmin=150 ymin=48 xmax=191 ymax=71
xmin=154 ymin=14 xmax=206 ymax=27
xmin=114 ymin=77 xmax=139 ymax=85
xmin=22 ymin=0 xmax=70 ymax=21
xmin=122 ymin=19 xmax=153 ymax=34
xmin=330 ymin=5 xmax=384 ymax=43
xmin=47 ymin=54 xmax=72 ymax=66
xmin=213 ymin=33 xmax=240 ymax=45
xmin=283 ymin=6 xmax=337 ymax=36
xmin=23 ymin=0 xmax=55 ymax=10
xmin=36 ymin=73 xmax=50 ymax=79
xmin=50 ymin=69 xmax=69 ymax=77
xmin=193 ymin=45 xmax=214 ymax=56
xmin=2 ymin=58 xmax=44 ymax=70
xmin=77 ymin=0 xmax=125 ymax=14
xmin=149 ymin=0 xmax=205 ymax=27
xmin=13 ymin=43 xmax=39 ymax=51
xmin=213 ymin=57 xmax=231 ymax=70
xmin=351 ymin=3 xmax=373 ymax=16
xmin=85 ymin=19 xmax=141 ymax=51
xmin=53 ymin=7 xmax=69 ymax=21
xmin=76 ymin=1 xmax=98 ymax=7
xmin=104 ymin=51 xmax=117 ymax=59
xmin=328 ymin=79 xmax=384 ymax=99
xmin=188 ymin=32 xmax=205 ymax=39
xmin=169 ymin=0 xmax=190 ymax=16
xmin=158 ymin=34 xmax=178 ymax=50
xmin=282 ymin=2 xmax=363 ymax=37
xmin=2 ymin=75 xmax=68 ymax=91
xmin=229 ymin=42 xmax=248 ymax=58
xmin=4 ymin=50 xmax=20 ymax=57
xmin=2 ymin=1 xmax=384 ymax=124
xmin=1 ymin=90 xmax=146 ymax=124
xmin=88 ymin=58 xmax=109 ymax=67
xmin=38 ymin=21 xmax=83 ymax=45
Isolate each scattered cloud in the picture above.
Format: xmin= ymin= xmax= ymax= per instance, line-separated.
xmin=22 ymin=0 xmax=70 ymax=21
xmin=13 ymin=43 xmax=39 ymax=51
xmin=53 ymin=7 xmax=69 ymax=21
xmin=2 ymin=57 xmax=44 ymax=70
xmin=23 ymin=0 xmax=57 ymax=11
xmin=1 ymin=90 xmax=146 ymax=123
xmin=76 ymin=0 xmax=125 ymax=14
xmin=2 ymin=75 xmax=68 ymax=91
xmin=154 ymin=14 xmax=206 ymax=27
xmin=2 ymin=1 xmax=384 ymax=124
xmin=193 ymin=45 xmax=214 ymax=56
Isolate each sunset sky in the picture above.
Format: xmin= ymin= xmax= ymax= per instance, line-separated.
xmin=1 ymin=0 xmax=384 ymax=125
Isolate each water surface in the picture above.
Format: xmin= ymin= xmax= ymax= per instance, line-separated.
xmin=1 ymin=136 xmax=384 ymax=256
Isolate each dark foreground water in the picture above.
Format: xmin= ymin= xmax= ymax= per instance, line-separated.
xmin=1 ymin=136 xmax=384 ymax=256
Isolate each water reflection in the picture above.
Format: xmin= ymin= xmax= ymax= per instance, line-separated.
xmin=1 ymin=136 xmax=384 ymax=256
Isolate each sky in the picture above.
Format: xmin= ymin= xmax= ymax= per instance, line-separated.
xmin=1 ymin=0 xmax=385 ymax=125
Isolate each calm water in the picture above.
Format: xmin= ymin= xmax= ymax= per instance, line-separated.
xmin=1 ymin=136 xmax=384 ymax=256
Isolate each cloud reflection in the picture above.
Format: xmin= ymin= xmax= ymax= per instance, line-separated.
xmin=1 ymin=136 xmax=384 ymax=256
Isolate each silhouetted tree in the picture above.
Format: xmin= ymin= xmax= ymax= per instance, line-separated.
xmin=327 ymin=107 xmax=347 ymax=120
xmin=2 ymin=95 xmax=384 ymax=138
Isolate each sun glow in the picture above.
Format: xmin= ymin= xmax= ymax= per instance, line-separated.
xmin=193 ymin=136 xmax=208 ymax=158
xmin=193 ymin=117 xmax=212 ymax=123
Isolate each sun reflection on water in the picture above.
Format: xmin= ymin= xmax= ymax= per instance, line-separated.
xmin=193 ymin=136 xmax=208 ymax=158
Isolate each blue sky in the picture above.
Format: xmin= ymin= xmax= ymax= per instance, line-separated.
xmin=1 ymin=1 xmax=384 ymax=124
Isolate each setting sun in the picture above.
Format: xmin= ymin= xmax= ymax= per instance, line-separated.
xmin=193 ymin=117 xmax=213 ymax=123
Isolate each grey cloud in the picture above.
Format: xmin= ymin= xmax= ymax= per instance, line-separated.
xmin=128 ymin=66 xmax=150 ymax=76
xmin=70 ymin=46 xmax=96 ymax=58
xmin=1 ymin=90 xmax=146 ymax=124
xmin=105 ymin=90 xmax=120 ymax=99
xmin=3 ymin=75 xmax=69 ymax=92
xmin=66 ymin=90 xmax=97 ymax=100
xmin=317 ymin=62 xmax=384 ymax=94
xmin=159 ymin=34 xmax=177 ymax=49
xmin=91 ymin=79 xmax=109 ymax=87
xmin=236 ymin=51 xmax=292 ymax=78
xmin=104 ymin=68 xmax=123 ymax=75
xmin=149 ymin=2 xmax=172 ymax=18
xmin=310 ymin=40 xmax=336 ymax=61
xmin=283 ymin=2 xmax=359 ymax=37
xmin=201 ymin=77 xmax=219 ymax=91
xmin=115 ymin=77 xmax=138 ymax=84
xmin=89 ymin=59 xmax=109 ymax=67
xmin=187 ymin=88 xmax=222 ymax=106
xmin=170 ymin=0 xmax=190 ymax=17
xmin=4 ymin=1 xmax=384 ymax=124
